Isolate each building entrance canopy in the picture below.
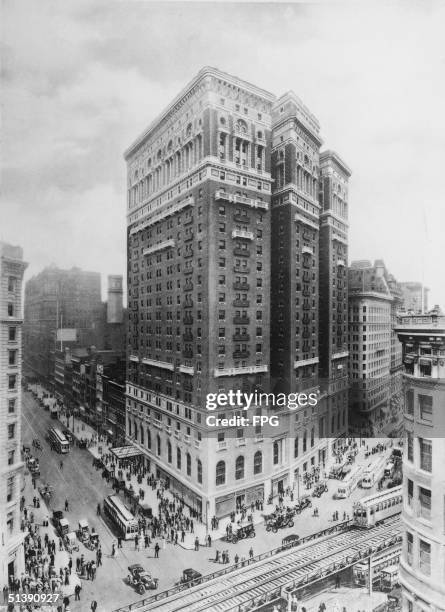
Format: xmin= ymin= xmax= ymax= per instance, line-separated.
xmin=110 ymin=445 xmax=142 ymax=460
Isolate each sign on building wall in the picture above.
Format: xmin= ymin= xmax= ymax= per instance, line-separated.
xmin=56 ymin=328 xmax=77 ymax=342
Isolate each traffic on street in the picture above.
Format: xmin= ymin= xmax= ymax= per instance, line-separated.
xmin=9 ymin=385 xmax=402 ymax=612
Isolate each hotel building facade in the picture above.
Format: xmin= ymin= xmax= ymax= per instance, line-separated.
xmin=0 ymin=242 xmax=27 ymax=586
xmin=395 ymin=312 xmax=445 ymax=612
xmin=125 ymin=67 xmax=350 ymax=520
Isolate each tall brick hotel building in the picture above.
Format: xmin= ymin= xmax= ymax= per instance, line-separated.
xmin=124 ymin=67 xmax=350 ymax=520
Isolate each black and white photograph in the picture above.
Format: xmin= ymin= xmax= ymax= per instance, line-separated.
xmin=1 ymin=1 xmax=445 ymax=611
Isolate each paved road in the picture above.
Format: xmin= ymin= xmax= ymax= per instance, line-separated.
xmin=21 ymin=391 xmax=392 ymax=611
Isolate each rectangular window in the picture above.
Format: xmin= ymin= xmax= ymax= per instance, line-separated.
xmin=8 ymin=450 xmax=15 ymax=465
xmin=419 ymin=539 xmax=431 ymax=575
xmin=419 ymin=487 xmax=431 ymax=520
xmin=8 ymin=423 xmax=15 ymax=439
xmin=8 ymin=399 xmax=16 ymax=414
xmin=407 ymin=431 xmax=413 ymax=461
xmin=407 ymin=479 xmax=413 ymax=507
xmin=419 ymin=394 xmax=433 ymax=422
xmin=419 ymin=438 xmax=432 ymax=472
xmin=8 ymin=350 xmax=17 ymax=366
xmin=7 ymin=476 xmax=14 ymax=502
xmin=406 ymin=532 xmax=413 ymax=565
xmin=8 ymin=327 xmax=16 ymax=341
xmin=8 ymin=375 xmax=17 ymax=390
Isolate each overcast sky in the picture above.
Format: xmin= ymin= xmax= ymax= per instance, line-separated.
xmin=2 ymin=0 xmax=444 ymax=306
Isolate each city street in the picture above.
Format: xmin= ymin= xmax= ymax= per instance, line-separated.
xmin=22 ymin=390 xmax=394 ymax=611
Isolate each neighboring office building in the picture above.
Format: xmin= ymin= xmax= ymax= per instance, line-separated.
xmin=125 ymin=66 xmax=350 ymax=520
xmin=23 ymin=266 xmax=103 ymax=385
xmin=0 ymin=242 xmax=27 ymax=586
xmin=395 ymin=311 xmax=445 ymax=611
xmin=348 ymin=260 xmax=403 ymax=437
xmin=55 ymin=346 xmax=125 ymax=442
xmin=400 ymin=282 xmax=429 ymax=314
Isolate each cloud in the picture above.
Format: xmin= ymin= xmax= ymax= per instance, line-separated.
xmin=2 ymin=0 xmax=445 ymax=306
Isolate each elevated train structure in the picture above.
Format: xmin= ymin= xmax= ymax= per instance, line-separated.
xmin=114 ymin=513 xmax=402 ymax=612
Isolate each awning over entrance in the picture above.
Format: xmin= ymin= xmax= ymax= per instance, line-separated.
xmin=110 ymin=445 xmax=142 ymax=459
xmin=419 ymin=358 xmax=431 ymax=366
xmin=404 ymin=355 xmax=415 ymax=364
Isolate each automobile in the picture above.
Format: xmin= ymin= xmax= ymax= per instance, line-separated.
xmin=64 ymin=531 xmax=79 ymax=553
xmin=226 ymin=523 xmax=256 ymax=543
xmin=77 ymin=519 xmax=89 ymax=542
xmin=85 ymin=533 xmax=100 ymax=551
xmin=294 ymin=496 xmax=312 ymax=514
xmin=266 ymin=510 xmax=294 ymax=533
xmin=126 ymin=565 xmax=159 ymax=594
xmin=58 ymin=518 xmax=70 ymax=537
xmin=52 ymin=510 xmax=64 ymax=528
xmin=312 ymin=481 xmax=328 ymax=498
xmin=138 ymin=502 xmax=153 ymax=518
xmin=281 ymin=534 xmax=300 ymax=549
xmin=329 ymin=465 xmax=343 ymax=479
xmin=180 ymin=568 xmax=202 ymax=587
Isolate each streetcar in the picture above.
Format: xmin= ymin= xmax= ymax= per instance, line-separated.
xmin=335 ymin=465 xmax=363 ymax=499
xmin=360 ymin=455 xmax=387 ymax=489
xmin=103 ymin=495 xmax=139 ymax=539
xmin=47 ymin=427 xmax=70 ymax=454
xmin=353 ymin=485 xmax=402 ymax=528
xmin=353 ymin=545 xmax=401 ymax=587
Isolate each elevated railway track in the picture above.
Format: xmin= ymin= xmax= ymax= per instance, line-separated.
xmin=114 ymin=514 xmax=402 ymax=612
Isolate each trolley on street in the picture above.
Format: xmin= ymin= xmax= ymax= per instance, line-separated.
xmin=353 ymin=485 xmax=402 ymax=528
xmin=47 ymin=427 xmax=70 ymax=454
xmin=360 ymin=455 xmax=387 ymax=489
xmin=335 ymin=465 xmax=363 ymax=499
xmin=103 ymin=494 xmax=139 ymax=539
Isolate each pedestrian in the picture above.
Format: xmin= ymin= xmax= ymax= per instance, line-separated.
xmin=65 ymin=499 xmax=69 ymax=512
xmin=181 ymin=529 xmax=185 ymax=543
xmin=60 ymin=460 xmax=63 ymax=470
xmin=91 ymin=601 xmax=97 ymax=612
xmin=135 ymin=535 xmax=139 ymax=551
xmin=144 ymin=535 xmax=149 ymax=548
xmin=74 ymin=584 xmax=81 ymax=601
xmin=96 ymin=503 xmax=101 ymax=516
xmin=207 ymin=534 xmax=212 ymax=547
xmin=117 ymin=537 xmax=122 ymax=549
xmin=249 ymin=547 xmax=254 ymax=559
xmin=215 ymin=549 xmax=220 ymax=563
xmin=234 ymin=553 xmax=239 ymax=566
xmin=194 ymin=537 xmax=199 ymax=551
xmin=154 ymin=542 xmax=160 ymax=558
xmin=111 ymin=543 xmax=116 ymax=557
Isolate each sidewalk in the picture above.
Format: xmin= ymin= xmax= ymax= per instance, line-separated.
xmin=56 ymin=412 xmax=394 ymax=550
xmin=21 ymin=466 xmax=81 ymax=598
